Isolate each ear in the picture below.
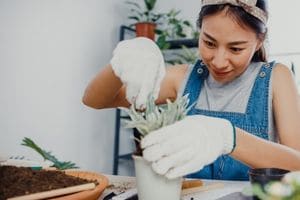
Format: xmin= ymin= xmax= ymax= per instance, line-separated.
xmin=255 ymin=33 xmax=266 ymax=51
xmin=255 ymin=40 xmax=263 ymax=52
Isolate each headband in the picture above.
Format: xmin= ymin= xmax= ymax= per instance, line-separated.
xmin=201 ymin=0 xmax=267 ymax=25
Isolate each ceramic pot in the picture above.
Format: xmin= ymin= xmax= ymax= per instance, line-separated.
xmin=133 ymin=155 xmax=182 ymax=200
xmin=135 ymin=22 xmax=156 ymax=41
xmin=248 ymin=168 xmax=290 ymax=188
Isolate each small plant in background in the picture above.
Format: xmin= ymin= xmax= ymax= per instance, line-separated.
xmin=126 ymin=0 xmax=164 ymax=25
xmin=248 ymin=172 xmax=300 ymax=200
xmin=125 ymin=0 xmax=164 ymax=40
xmin=165 ymin=45 xmax=198 ymax=65
xmin=124 ymin=1 xmax=199 ymax=64
xmin=121 ymin=94 xmax=193 ymax=155
xmin=154 ymin=9 xmax=199 ymax=64
xmin=22 ymin=137 xmax=78 ymax=170
xmin=156 ymin=9 xmax=198 ymax=50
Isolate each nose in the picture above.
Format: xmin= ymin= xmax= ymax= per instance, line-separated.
xmin=211 ymin=48 xmax=229 ymax=70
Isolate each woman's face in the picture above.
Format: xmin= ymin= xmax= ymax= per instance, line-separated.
xmin=199 ymin=10 xmax=262 ymax=83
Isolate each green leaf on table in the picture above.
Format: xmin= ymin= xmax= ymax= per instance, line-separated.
xmin=21 ymin=137 xmax=78 ymax=170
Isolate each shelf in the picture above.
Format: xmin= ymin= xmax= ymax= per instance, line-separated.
xmin=119 ymin=25 xmax=198 ymax=49
xmin=118 ymin=153 xmax=133 ymax=160
xmin=167 ymin=38 xmax=198 ymax=49
xmin=120 ymin=116 xmax=130 ymax=120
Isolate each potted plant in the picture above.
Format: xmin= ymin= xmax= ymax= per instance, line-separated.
xmin=165 ymin=45 xmax=199 ymax=65
xmin=156 ymin=9 xmax=199 ymax=50
xmin=126 ymin=0 xmax=164 ymax=40
xmin=121 ymin=94 xmax=193 ymax=200
xmin=153 ymin=9 xmax=199 ymax=65
xmin=248 ymin=171 xmax=300 ymax=199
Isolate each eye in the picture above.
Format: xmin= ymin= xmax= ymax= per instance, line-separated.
xmin=203 ymin=40 xmax=216 ymax=48
xmin=230 ymin=47 xmax=244 ymax=53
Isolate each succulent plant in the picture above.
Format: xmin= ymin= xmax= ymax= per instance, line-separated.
xmin=121 ymin=94 xmax=193 ymax=155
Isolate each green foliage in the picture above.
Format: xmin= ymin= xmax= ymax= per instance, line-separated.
xmin=126 ymin=0 xmax=163 ymax=24
xmin=249 ymin=181 xmax=300 ymax=200
xmin=249 ymin=184 xmax=273 ymax=200
xmin=121 ymin=94 xmax=193 ymax=137
xmin=156 ymin=9 xmax=187 ymax=39
xmin=155 ymin=9 xmax=199 ymax=50
xmin=154 ymin=9 xmax=199 ymax=64
xmin=125 ymin=2 xmax=199 ymax=64
xmin=165 ymin=45 xmax=198 ymax=65
xmin=21 ymin=137 xmax=78 ymax=170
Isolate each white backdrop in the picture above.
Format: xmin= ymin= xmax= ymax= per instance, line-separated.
xmin=0 ymin=0 xmax=129 ymax=173
xmin=0 ymin=0 xmax=200 ymax=175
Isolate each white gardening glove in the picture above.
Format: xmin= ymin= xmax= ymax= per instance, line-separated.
xmin=141 ymin=115 xmax=236 ymax=179
xmin=110 ymin=37 xmax=165 ymax=109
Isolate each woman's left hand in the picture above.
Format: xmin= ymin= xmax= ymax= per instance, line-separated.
xmin=141 ymin=115 xmax=236 ymax=179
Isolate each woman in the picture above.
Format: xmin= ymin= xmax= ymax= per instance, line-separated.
xmin=83 ymin=0 xmax=300 ymax=180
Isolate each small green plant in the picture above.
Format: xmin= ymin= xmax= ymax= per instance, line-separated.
xmin=126 ymin=0 xmax=164 ymax=24
xmin=165 ymin=45 xmax=198 ymax=65
xmin=154 ymin=9 xmax=199 ymax=64
xmin=21 ymin=137 xmax=78 ymax=170
xmin=156 ymin=9 xmax=198 ymax=50
xmin=124 ymin=1 xmax=199 ymax=64
xmin=121 ymin=94 xmax=193 ymax=155
xmin=246 ymin=172 xmax=300 ymax=200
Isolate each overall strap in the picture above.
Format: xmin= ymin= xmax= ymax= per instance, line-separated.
xmin=244 ymin=61 xmax=276 ymax=129
xmin=182 ymin=60 xmax=208 ymax=113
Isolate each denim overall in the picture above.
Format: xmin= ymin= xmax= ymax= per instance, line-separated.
xmin=183 ymin=59 xmax=275 ymax=180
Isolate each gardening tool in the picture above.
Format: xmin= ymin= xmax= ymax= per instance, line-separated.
xmin=0 ymin=155 xmax=51 ymax=169
xmin=8 ymin=183 xmax=96 ymax=200
xmin=181 ymin=182 xmax=224 ymax=195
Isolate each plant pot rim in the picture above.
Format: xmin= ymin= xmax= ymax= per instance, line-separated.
xmin=135 ymin=22 xmax=156 ymax=25
xmin=132 ymin=155 xmax=143 ymax=160
xmin=132 ymin=155 xmax=153 ymax=164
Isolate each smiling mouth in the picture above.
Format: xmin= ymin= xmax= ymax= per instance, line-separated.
xmin=213 ymin=70 xmax=231 ymax=77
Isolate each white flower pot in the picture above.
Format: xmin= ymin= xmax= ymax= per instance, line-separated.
xmin=133 ymin=155 xmax=182 ymax=200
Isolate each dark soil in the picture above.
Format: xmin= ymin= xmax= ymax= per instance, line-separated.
xmin=133 ymin=129 xmax=143 ymax=156
xmin=0 ymin=165 xmax=97 ymax=200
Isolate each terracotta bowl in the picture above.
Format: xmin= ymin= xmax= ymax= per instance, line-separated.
xmin=51 ymin=170 xmax=109 ymax=200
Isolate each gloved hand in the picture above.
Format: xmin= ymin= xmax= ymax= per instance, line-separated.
xmin=110 ymin=37 xmax=166 ymax=109
xmin=141 ymin=115 xmax=236 ymax=179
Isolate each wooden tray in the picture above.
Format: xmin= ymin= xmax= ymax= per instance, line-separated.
xmin=8 ymin=170 xmax=109 ymax=200
xmin=51 ymin=170 xmax=109 ymax=200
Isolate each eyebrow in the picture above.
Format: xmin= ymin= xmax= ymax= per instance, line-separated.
xmin=203 ymin=32 xmax=248 ymax=45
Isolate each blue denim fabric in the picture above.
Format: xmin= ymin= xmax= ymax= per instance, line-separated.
xmin=183 ymin=59 xmax=275 ymax=180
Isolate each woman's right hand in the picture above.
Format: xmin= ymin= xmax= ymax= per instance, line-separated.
xmin=110 ymin=37 xmax=166 ymax=109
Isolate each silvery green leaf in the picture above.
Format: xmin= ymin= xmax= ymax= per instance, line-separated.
xmin=122 ymin=93 xmax=192 ymax=138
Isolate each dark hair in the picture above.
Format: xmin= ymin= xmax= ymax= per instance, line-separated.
xmin=197 ymin=0 xmax=268 ymax=62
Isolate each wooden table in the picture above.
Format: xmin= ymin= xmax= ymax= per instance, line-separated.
xmin=100 ymin=175 xmax=250 ymax=200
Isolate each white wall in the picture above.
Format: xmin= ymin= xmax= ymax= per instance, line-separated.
xmin=0 ymin=0 xmax=201 ymax=175
xmin=0 ymin=0 xmax=129 ymax=173
xmin=157 ymin=1 xmax=201 ymax=26
xmin=268 ymin=1 xmax=300 ymax=54
xmin=268 ymin=1 xmax=300 ymax=89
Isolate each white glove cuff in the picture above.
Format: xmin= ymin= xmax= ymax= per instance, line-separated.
xmin=222 ymin=120 xmax=236 ymax=154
